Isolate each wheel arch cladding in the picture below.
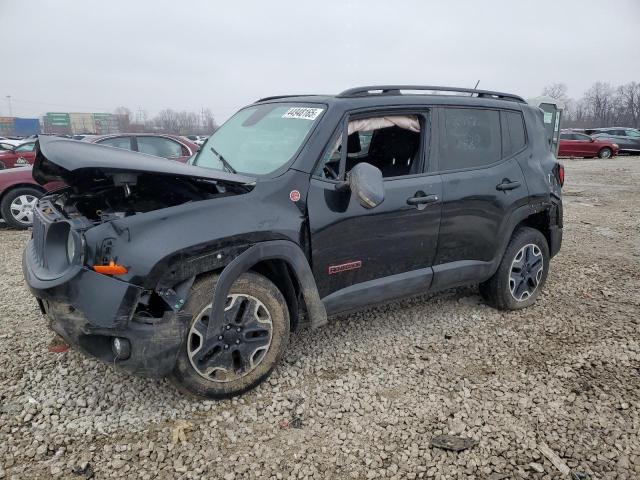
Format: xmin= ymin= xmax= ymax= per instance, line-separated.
xmin=250 ymin=259 xmax=302 ymax=330
xmin=208 ymin=240 xmax=327 ymax=338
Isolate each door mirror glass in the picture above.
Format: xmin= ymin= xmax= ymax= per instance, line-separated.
xmin=348 ymin=162 xmax=384 ymax=209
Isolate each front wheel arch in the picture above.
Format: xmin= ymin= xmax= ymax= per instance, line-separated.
xmin=209 ymin=240 xmax=327 ymax=333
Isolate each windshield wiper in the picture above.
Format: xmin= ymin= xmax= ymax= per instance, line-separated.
xmin=209 ymin=146 xmax=236 ymax=174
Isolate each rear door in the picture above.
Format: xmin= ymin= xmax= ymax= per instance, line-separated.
xmin=573 ymin=133 xmax=596 ymax=156
xmin=559 ymin=133 xmax=575 ymax=156
xmin=13 ymin=142 xmax=36 ymax=166
xmin=307 ymin=108 xmax=442 ymax=312
xmin=431 ymin=107 xmax=530 ymax=290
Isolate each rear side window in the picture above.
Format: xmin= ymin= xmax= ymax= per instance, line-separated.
xmin=440 ymin=108 xmax=501 ymax=170
xmin=137 ymin=136 xmax=184 ymax=158
xmin=501 ymin=111 xmax=526 ymax=157
xmin=98 ymin=136 xmax=132 ymax=150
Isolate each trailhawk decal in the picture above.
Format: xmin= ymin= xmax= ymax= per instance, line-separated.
xmin=282 ymin=107 xmax=324 ymax=121
xmin=328 ymin=261 xmax=362 ymax=275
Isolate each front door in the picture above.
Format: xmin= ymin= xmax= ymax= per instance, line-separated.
xmin=307 ymin=109 xmax=442 ymax=314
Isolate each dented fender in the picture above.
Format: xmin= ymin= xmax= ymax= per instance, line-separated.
xmin=208 ymin=240 xmax=328 ymax=336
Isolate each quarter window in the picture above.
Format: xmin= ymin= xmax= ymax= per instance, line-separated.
xmin=441 ymin=108 xmax=501 ymax=170
xmin=501 ymin=111 xmax=526 ymax=157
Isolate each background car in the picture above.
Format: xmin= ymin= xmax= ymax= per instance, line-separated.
xmin=590 ymin=128 xmax=640 ymax=154
xmin=0 ymin=167 xmax=63 ymax=228
xmin=0 ymin=136 xmax=27 ymax=147
xmin=0 ymin=141 xmax=37 ymax=168
xmin=558 ymin=131 xmax=619 ymax=159
xmin=87 ymin=133 xmax=199 ymax=161
xmin=184 ymin=134 xmax=208 ymax=146
xmin=0 ymin=134 xmax=199 ymax=228
xmin=0 ymin=142 xmax=16 ymax=153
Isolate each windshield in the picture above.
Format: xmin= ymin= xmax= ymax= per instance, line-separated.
xmin=194 ymin=103 xmax=325 ymax=175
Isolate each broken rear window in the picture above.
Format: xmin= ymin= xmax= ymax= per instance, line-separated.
xmin=195 ymin=103 xmax=325 ymax=175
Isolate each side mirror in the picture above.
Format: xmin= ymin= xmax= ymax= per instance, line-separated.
xmin=347 ymin=162 xmax=384 ymax=209
xmin=590 ymin=137 xmax=595 ymax=142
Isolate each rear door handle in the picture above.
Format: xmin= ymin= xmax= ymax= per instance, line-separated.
xmin=496 ymin=180 xmax=521 ymax=191
xmin=407 ymin=194 xmax=439 ymax=210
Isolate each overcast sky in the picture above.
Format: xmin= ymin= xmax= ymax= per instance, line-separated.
xmin=1 ymin=0 xmax=639 ymax=122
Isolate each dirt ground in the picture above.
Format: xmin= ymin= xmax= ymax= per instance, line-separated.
xmin=0 ymin=157 xmax=638 ymax=479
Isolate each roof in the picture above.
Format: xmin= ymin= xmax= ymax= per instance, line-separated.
xmin=254 ymin=85 xmax=529 ymax=111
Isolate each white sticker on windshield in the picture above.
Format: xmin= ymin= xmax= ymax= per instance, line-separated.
xmin=282 ymin=107 xmax=324 ymax=120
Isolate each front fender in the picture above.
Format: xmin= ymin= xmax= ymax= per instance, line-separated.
xmin=209 ymin=240 xmax=327 ymax=334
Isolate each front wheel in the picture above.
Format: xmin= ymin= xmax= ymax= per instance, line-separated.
xmin=172 ymin=272 xmax=290 ymax=399
xmin=480 ymin=227 xmax=550 ymax=310
xmin=598 ymin=147 xmax=613 ymax=159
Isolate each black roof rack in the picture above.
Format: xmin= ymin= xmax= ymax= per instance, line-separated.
xmin=336 ymin=85 xmax=526 ymax=103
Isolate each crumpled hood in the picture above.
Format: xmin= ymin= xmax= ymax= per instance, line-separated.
xmin=32 ymin=136 xmax=255 ymax=188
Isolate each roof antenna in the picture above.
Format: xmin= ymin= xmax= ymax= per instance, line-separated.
xmin=473 ymin=80 xmax=480 ymax=89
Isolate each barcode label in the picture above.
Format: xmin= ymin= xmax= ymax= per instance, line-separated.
xmin=282 ymin=107 xmax=324 ymax=120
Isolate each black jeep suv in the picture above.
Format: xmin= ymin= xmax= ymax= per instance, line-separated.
xmin=24 ymin=86 xmax=564 ymax=398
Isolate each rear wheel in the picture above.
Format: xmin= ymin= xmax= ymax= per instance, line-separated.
xmin=480 ymin=227 xmax=550 ymax=310
xmin=172 ymin=272 xmax=290 ymax=399
xmin=598 ymin=147 xmax=613 ymax=159
xmin=0 ymin=187 xmax=43 ymax=229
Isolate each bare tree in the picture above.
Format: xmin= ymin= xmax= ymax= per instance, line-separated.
xmin=176 ymin=111 xmax=199 ymax=134
xmin=155 ymin=109 xmax=180 ymax=133
xmin=114 ymin=106 xmax=132 ymax=132
xmin=617 ymin=82 xmax=640 ymax=128
xmin=202 ymin=108 xmax=218 ymax=134
xmin=542 ymin=83 xmax=569 ymax=104
xmin=582 ymin=82 xmax=615 ymax=127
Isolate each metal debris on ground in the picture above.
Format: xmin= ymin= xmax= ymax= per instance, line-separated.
xmin=290 ymin=416 xmax=303 ymax=429
xmin=430 ymin=434 xmax=478 ymax=452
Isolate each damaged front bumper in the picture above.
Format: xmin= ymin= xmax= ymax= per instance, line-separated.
xmin=23 ymin=244 xmax=187 ymax=377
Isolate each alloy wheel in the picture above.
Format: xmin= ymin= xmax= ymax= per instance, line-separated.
xmin=508 ymin=243 xmax=544 ymax=301
xmin=187 ymin=294 xmax=273 ymax=383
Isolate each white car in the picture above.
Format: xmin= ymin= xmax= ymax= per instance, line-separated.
xmin=0 ymin=136 xmax=27 ymax=147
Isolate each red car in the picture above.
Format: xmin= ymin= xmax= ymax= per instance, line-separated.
xmin=0 ymin=134 xmax=199 ymax=228
xmin=0 ymin=141 xmax=37 ymax=168
xmin=0 ymin=134 xmax=198 ymax=169
xmin=558 ymin=131 xmax=619 ymax=159
xmin=86 ymin=133 xmax=198 ymax=162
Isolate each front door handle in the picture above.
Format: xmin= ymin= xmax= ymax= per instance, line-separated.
xmin=496 ymin=179 xmax=521 ymax=191
xmin=407 ymin=193 xmax=439 ymax=210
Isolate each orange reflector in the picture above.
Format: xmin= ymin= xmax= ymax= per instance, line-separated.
xmin=93 ymin=261 xmax=128 ymax=275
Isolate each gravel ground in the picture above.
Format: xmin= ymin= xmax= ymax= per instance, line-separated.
xmin=1 ymin=157 xmax=639 ymax=480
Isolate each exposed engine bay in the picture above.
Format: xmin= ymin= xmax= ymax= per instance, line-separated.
xmin=50 ymin=173 xmax=250 ymax=224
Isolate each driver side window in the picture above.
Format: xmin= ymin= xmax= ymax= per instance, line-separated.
xmin=315 ymin=114 xmax=424 ymax=180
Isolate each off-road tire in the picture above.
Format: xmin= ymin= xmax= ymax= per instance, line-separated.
xmin=598 ymin=147 xmax=613 ymax=159
xmin=1 ymin=187 xmax=43 ymax=229
xmin=172 ymin=272 xmax=290 ymax=399
xmin=479 ymin=227 xmax=550 ymax=310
